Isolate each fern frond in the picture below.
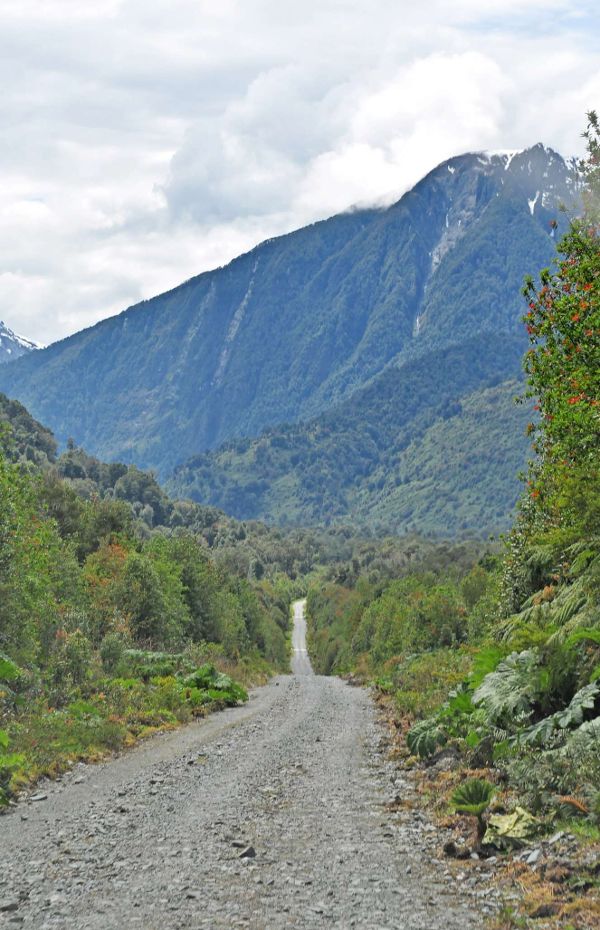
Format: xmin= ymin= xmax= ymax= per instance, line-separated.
xmin=473 ymin=650 xmax=541 ymax=724
xmin=406 ymin=717 xmax=446 ymax=759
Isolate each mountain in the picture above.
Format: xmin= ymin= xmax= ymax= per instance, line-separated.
xmin=0 ymin=321 xmax=40 ymax=365
xmin=0 ymin=144 xmax=577 ymax=479
xmin=168 ymin=335 xmax=533 ymax=536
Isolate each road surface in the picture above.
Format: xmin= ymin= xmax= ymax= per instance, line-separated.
xmin=0 ymin=600 xmax=496 ymax=928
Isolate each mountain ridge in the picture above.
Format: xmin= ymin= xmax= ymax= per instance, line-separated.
xmin=0 ymin=144 xmax=576 ymax=483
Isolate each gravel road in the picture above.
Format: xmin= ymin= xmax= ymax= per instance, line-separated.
xmin=0 ymin=600 xmax=498 ymax=929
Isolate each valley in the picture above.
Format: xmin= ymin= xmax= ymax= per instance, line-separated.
xmin=0 ymin=126 xmax=598 ymax=930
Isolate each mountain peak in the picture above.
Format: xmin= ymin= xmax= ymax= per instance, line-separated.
xmin=0 ymin=143 xmax=578 ymax=477
xmin=0 ymin=321 xmax=42 ymax=364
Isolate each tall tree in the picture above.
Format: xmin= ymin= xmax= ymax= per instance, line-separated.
xmin=522 ymin=112 xmax=600 ymax=533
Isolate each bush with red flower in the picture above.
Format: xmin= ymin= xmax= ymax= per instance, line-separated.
xmin=521 ymin=112 xmax=600 ymax=536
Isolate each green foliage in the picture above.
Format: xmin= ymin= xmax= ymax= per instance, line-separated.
xmin=451 ymin=778 xmax=495 ymax=819
xmin=0 ymin=393 xmax=57 ymax=467
xmin=305 ymin=539 xmax=484 ymax=675
xmin=0 ymin=653 xmax=20 ymax=681
xmin=99 ymin=632 xmax=125 ymax=673
xmin=393 ymin=650 xmax=474 ymax=718
xmin=472 ymin=650 xmax=543 ymax=725
xmin=518 ymin=681 xmax=600 ymax=747
xmin=0 ymin=728 xmax=24 ymax=806
xmin=523 ymin=238 xmax=599 ymax=490
xmin=181 ymin=664 xmax=248 ymax=706
xmin=121 ymin=649 xmax=193 ymax=680
xmin=352 ymin=575 xmax=468 ymax=665
xmin=406 ymin=718 xmax=447 ymax=759
xmin=171 ymin=357 xmax=532 ymax=538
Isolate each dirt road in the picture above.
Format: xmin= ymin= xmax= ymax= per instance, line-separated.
xmin=0 ymin=601 xmax=496 ymax=929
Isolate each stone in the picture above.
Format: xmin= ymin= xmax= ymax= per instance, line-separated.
xmin=530 ymin=903 xmax=559 ymax=918
xmin=239 ymin=847 xmax=256 ymax=859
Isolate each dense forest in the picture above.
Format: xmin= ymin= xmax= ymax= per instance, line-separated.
xmin=306 ymin=116 xmax=600 ymax=857
xmin=170 ymin=341 xmax=531 ymax=535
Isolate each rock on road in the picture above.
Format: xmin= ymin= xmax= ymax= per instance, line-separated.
xmin=0 ymin=600 xmax=491 ymax=929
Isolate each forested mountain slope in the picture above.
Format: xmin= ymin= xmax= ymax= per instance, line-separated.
xmin=169 ymin=335 xmax=533 ymax=535
xmin=0 ymin=145 xmax=575 ymax=476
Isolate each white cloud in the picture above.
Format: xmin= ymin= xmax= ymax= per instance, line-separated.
xmin=0 ymin=0 xmax=598 ymax=344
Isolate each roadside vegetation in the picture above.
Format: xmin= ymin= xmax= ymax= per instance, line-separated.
xmin=0 ymin=409 xmax=303 ymax=802
xmin=0 ymin=391 xmax=486 ymax=803
xmin=306 ymin=116 xmax=600 ymax=928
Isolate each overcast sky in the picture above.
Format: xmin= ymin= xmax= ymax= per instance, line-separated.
xmin=1 ymin=0 xmax=599 ymax=345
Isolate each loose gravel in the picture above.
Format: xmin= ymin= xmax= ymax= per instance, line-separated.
xmin=0 ymin=602 xmax=500 ymax=929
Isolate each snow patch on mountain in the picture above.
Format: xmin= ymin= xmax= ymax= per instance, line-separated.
xmin=528 ymin=191 xmax=540 ymax=215
xmin=0 ymin=322 xmax=42 ymax=364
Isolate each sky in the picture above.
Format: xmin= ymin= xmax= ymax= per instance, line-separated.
xmin=1 ymin=0 xmax=600 ymax=345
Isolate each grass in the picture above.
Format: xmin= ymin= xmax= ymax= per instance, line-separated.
xmin=2 ymin=651 xmax=272 ymax=800
xmin=553 ymin=820 xmax=600 ymax=844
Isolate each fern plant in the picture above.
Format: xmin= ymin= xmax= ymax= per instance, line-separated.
xmin=406 ymin=717 xmax=446 ymax=759
xmin=517 ymin=680 xmax=600 ymax=748
xmin=451 ymin=778 xmax=495 ymax=841
xmin=472 ymin=649 xmax=543 ymax=725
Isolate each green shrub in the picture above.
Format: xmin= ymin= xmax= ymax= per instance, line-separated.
xmin=100 ymin=633 xmax=125 ymax=673
xmin=181 ymin=664 xmax=248 ymax=706
xmin=0 ymin=729 xmax=24 ymax=805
